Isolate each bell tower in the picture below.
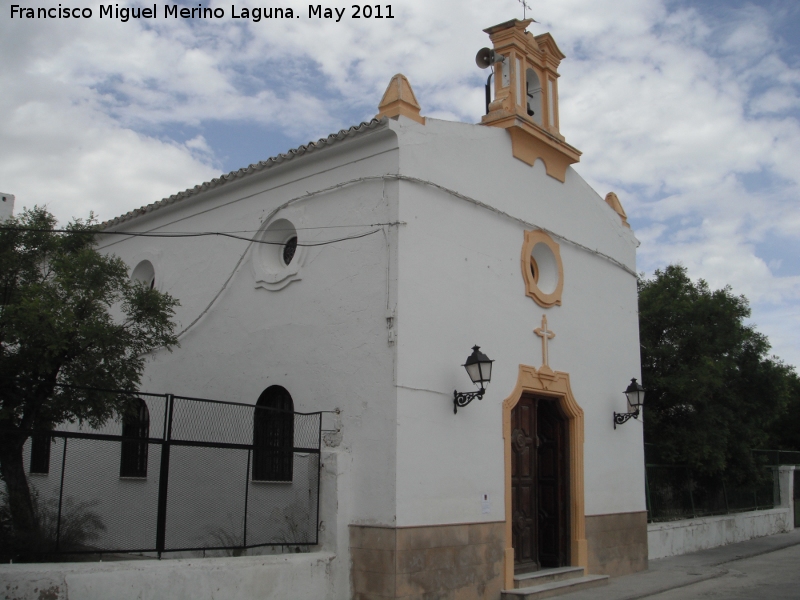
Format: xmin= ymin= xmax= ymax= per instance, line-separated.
xmin=480 ymin=19 xmax=581 ymax=182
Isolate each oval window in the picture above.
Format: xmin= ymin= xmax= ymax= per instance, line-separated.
xmin=520 ymin=230 xmax=563 ymax=308
xmin=283 ymin=236 xmax=298 ymax=266
xmin=531 ymin=242 xmax=558 ymax=295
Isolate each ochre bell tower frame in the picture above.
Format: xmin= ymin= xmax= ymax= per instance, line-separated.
xmin=481 ymin=19 xmax=581 ymax=182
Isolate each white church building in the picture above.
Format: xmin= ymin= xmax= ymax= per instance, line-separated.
xmin=88 ymin=18 xmax=645 ymax=599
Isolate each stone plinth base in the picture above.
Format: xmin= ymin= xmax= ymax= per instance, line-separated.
xmin=586 ymin=511 xmax=648 ymax=576
xmin=350 ymin=521 xmax=505 ymax=599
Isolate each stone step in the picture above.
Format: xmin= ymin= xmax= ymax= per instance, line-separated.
xmin=514 ymin=566 xmax=586 ymax=588
xmin=502 ymin=574 xmax=609 ymax=600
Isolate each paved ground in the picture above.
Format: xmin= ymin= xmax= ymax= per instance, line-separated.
xmin=560 ymin=528 xmax=800 ymax=599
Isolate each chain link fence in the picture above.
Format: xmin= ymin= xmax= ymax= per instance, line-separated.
xmin=645 ymin=465 xmax=778 ymax=523
xmin=643 ymin=443 xmax=784 ymax=523
xmin=3 ymin=388 xmax=322 ymax=558
xmin=751 ymin=449 xmax=800 ymax=466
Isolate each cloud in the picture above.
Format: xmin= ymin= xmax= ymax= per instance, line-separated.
xmin=1 ymin=0 xmax=799 ymax=366
xmin=0 ymin=93 xmax=218 ymax=222
xmin=529 ymin=0 xmax=800 ymax=365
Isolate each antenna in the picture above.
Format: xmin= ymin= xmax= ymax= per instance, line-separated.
xmin=518 ymin=0 xmax=531 ymax=20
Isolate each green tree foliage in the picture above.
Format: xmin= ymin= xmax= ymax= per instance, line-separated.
xmin=639 ymin=264 xmax=796 ymax=482
xmin=0 ymin=207 xmax=179 ymax=541
xmin=768 ymin=371 xmax=800 ymax=451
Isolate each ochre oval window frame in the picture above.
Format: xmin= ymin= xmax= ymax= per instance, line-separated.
xmin=521 ymin=230 xmax=563 ymax=308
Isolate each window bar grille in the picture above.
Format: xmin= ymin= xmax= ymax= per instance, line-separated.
xmin=156 ymin=394 xmax=174 ymax=558
xmin=55 ymin=438 xmax=68 ymax=552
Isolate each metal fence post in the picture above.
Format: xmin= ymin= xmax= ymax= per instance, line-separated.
xmin=773 ymin=467 xmax=781 ymax=508
xmin=243 ymin=448 xmax=251 ymax=548
xmin=55 ymin=438 xmax=68 ymax=552
xmin=315 ymin=413 xmax=322 ymax=545
xmin=722 ymin=479 xmax=729 ymax=514
xmin=687 ymin=468 xmax=696 ymax=518
xmin=156 ymin=394 xmax=174 ymax=558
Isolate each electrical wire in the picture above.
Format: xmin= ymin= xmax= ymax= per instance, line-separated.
xmin=0 ymin=225 xmax=387 ymax=247
xmin=170 ymin=173 xmax=637 ymax=340
xmin=171 ymin=177 xmax=400 ymax=340
xmin=0 ymin=179 xmax=635 ymax=276
xmin=384 ymin=174 xmax=639 ymax=278
xmin=3 ymin=173 xmax=637 ymax=342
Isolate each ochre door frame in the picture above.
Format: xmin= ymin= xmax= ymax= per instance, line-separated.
xmin=502 ymin=364 xmax=587 ymax=589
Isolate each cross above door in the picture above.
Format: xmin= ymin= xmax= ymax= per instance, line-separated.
xmin=534 ymin=314 xmax=555 ymax=373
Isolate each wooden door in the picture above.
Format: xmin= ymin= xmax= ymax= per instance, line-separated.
xmin=536 ymin=399 xmax=568 ymax=567
xmin=511 ymin=396 xmax=568 ymax=572
xmin=511 ymin=396 xmax=539 ymax=572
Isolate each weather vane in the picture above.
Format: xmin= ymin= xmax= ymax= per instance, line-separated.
xmin=518 ymin=0 xmax=531 ymax=19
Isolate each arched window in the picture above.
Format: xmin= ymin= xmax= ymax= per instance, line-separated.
xmin=29 ymin=432 xmax=51 ymax=474
xmin=252 ymin=386 xmax=294 ymax=482
xmin=120 ymin=399 xmax=149 ymax=478
xmin=131 ymin=260 xmax=156 ymax=290
xmin=526 ymin=68 xmax=543 ymax=126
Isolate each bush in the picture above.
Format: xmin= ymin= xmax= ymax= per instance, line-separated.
xmin=0 ymin=489 xmax=105 ymax=562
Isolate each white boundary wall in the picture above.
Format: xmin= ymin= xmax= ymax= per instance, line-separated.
xmin=648 ymin=508 xmax=792 ymax=559
xmin=0 ymin=448 xmax=347 ymax=600
xmin=0 ymin=552 xmax=337 ymax=600
xmin=648 ymin=466 xmax=796 ymax=560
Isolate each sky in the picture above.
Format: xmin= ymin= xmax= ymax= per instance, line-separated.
xmin=1 ymin=0 xmax=799 ymax=368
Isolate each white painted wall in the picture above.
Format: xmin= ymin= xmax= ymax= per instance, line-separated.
xmin=390 ymin=116 xmax=644 ymax=526
xmin=0 ymin=191 xmax=14 ymax=220
xmin=98 ymin=126 xmax=402 ymax=535
xmin=648 ymin=508 xmax=793 ymax=560
xmin=0 ymin=553 xmax=338 ymax=600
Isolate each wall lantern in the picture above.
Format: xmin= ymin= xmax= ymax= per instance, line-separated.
xmin=453 ymin=346 xmax=494 ymax=414
xmin=614 ymin=378 xmax=645 ymax=429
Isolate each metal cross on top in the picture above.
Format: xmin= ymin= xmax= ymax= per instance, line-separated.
xmin=518 ymin=0 xmax=532 ymax=20
xmin=534 ymin=314 xmax=555 ymax=369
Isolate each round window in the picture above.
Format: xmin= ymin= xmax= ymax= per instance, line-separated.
xmin=252 ymin=218 xmax=304 ymax=291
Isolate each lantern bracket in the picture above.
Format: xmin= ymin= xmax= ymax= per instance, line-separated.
xmin=613 ymin=408 xmax=639 ymax=429
xmin=453 ymin=388 xmax=486 ymax=414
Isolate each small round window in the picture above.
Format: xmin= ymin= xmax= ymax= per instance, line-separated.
xmin=252 ymin=218 xmax=304 ymax=291
xmin=283 ymin=236 xmax=298 ymax=266
xmin=131 ymin=260 xmax=155 ymax=289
